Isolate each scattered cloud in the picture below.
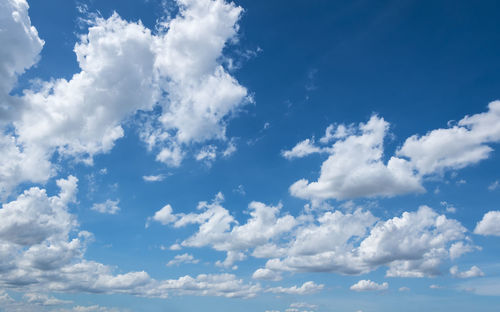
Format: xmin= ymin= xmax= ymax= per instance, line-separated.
xmin=143 ymin=174 xmax=167 ymax=182
xmin=166 ymin=253 xmax=200 ymax=266
xmin=450 ymin=265 xmax=485 ymax=278
xmin=267 ymin=281 xmax=324 ymax=295
xmin=91 ymin=199 xmax=120 ymax=215
xmin=474 ymin=211 xmax=500 ymax=236
xmin=350 ymin=280 xmax=388 ymax=292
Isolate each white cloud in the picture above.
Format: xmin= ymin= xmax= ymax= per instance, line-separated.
xmin=0 ymin=0 xmax=44 ymax=121
xmin=288 ymin=102 xmax=500 ymax=202
xmin=474 ymin=211 xmax=500 ymax=236
xmin=398 ymin=101 xmax=500 ymax=175
xmin=143 ymin=174 xmax=167 ymax=182
xmin=150 ymin=194 xmax=297 ymax=267
xmin=166 ymin=253 xmax=199 ymax=266
xmin=267 ymin=281 xmax=324 ymax=295
xmin=264 ymin=206 xmax=469 ymax=277
xmin=429 ymin=284 xmax=442 ymax=289
xmin=282 ymin=139 xmax=324 ymax=159
xmin=0 ymin=0 xmax=251 ymax=198
xmin=398 ymin=286 xmax=410 ymax=292
xmin=289 ymin=302 xmax=318 ymax=310
xmin=0 ymin=178 xmax=264 ymax=300
xmin=450 ymin=265 xmax=484 ymax=278
xmin=289 ymin=116 xmax=423 ymax=201
xmin=488 ymin=180 xmax=499 ymax=191
xmin=23 ymin=292 xmax=72 ymax=306
xmin=196 ymin=145 xmax=217 ymax=162
xmin=252 ymin=268 xmax=282 ymax=281
xmin=350 ymin=280 xmax=388 ymax=292
xmin=91 ymin=199 xmax=120 ymax=215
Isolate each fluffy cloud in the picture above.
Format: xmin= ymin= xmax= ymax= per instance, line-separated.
xmin=152 ymin=193 xmax=472 ymax=278
xmin=91 ymin=199 xmax=120 ymax=215
xmin=289 ymin=116 xmax=423 ymax=201
xmin=267 ymin=281 xmax=324 ymax=295
xmin=281 ymin=139 xmax=324 ymax=159
xmin=450 ymin=265 xmax=484 ymax=278
xmin=350 ymin=280 xmax=388 ymax=292
xmin=474 ymin=211 xmax=500 ymax=236
xmin=0 ymin=0 xmax=250 ymax=198
xmin=264 ymin=206 xmax=469 ymax=277
xmin=287 ymin=102 xmax=500 ymax=202
xmin=398 ymin=101 xmax=500 ymax=175
xmin=149 ymin=194 xmax=296 ymax=267
xmin=166 ymin=253 xmax=199 ymax=266
xmin=0 ymin=0 xmax=44 ymax=121
xmin=252 ymin=268 xmax=282 ymax=281
xmin=0 ymin=178 xmax=265 ymax=300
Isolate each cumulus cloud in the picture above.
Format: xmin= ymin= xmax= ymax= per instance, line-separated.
xmin=282 ymin=139 xmax=324 ymax=159
xmin=398 ymin=101 xmax=500 ymax=175
xmin=152 ymin=194 xmax=472 ymax=278
xmin=166 ymin=253 xmax=199 ymax=266
xmin=0 ymin=0 xmax=44 ymax=120
xmin=91 ymin=199 xmax=120 ymax=215
xmin=289 ymin=116 xmax=423 ymax=201
xmin=0 ymin=178 xmax=264 ymax=300
xmin=267 ymin=281 xmax=324 ymax=295
xmin=287 ymin=102 xmax=500 ymax=202
xmin=264 ymin=206 xmax=470 ymax=278
xmin=350 ymin=280 xmax=388 ymax=292
xmin=474 ymin=211 xmax=500 ymax=236
xmin=450 ymin=265 xmax=484 ymax=278
xmin=252 ymin=268 xmax=282 ymax=281
xmin=149 ymin=194 xmax=296 ymax=267
xmin=0 ymin=0 xmax=250 ymax=198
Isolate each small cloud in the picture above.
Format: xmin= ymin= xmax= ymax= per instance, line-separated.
xmin=91 ymin=199 xmax=120 ymax=214
xmin=223 ymin=139 xmax=237 ymax=158
xmin=143 ymin=174 xmax=167 ymax=182
xmin=440 ymin=201 xmax=457 ymax=213
xmin=450 ymin=265 xmax=485 ymax=278
xmin=99 ymin=168 xmax=108 ymax=175
xmin=488 ymin=180 xmax=499 ymax=191
xmin=170 ymin=243 xmax=182 ymax=251
xmin=429 ymin=284 xmax=442 ymax=289
xmin=233 ymin=184 xmax=246 ymax=196
xmin=350 ymin=280 xmax=388 ymax=292
xmin=166 ymin=253 xmax=199 ymax=266
xmin=399 ymin=286 xmax=410 ymax=292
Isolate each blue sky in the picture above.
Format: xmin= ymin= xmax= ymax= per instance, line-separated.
xmin=1 ymin=0 xmax=500 ymax=311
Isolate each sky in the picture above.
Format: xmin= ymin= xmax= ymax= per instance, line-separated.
xmin=1 ymin=0 xmax=500 ymax=311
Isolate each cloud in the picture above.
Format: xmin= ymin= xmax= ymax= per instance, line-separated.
xmin=267 ymin=281 xmax=324 ymax=295
xmin=143 ymin=174 xmax=167 ymax=182
xmin=287 ymin=102 xmax=500 ymax=202
xmin=289 ymin=116 xmax=423 ymax=201
xmin=474 ymin=211 xmax=500 ymax=236
xmin=166 ymin=253 xmax=199 ymax=266
xmin=23 ymin=293 xmax=72 ymax=306
xmin=350 ymin=280 xmax=388 ymax=292
xmin=0 ymin=0 xmax=44 ymax=121
xmin=252 ymin=268 xmax=282 ymax=281
xmin=282 ymin=139 xmax=324 ymax=159
xmin=0 ymin=178 xmax=264 ymax=300
xmin=398 ymin=286 xmax=410 ymax=292
xmin=0 ymin=0 xmax=251 ymax=198
xmin=149 ymin=194 xmax=296 ymax=267
xmin=264 ymin=206 xmax=470 ymax=277
xmin=397 ymin=101 xmax=500 ymax=175
xmin=91 ymin=199 xmax=120 ymax=215
xmin=450 ymin=265 xmax=484 ymax=278
xmin=488 ymin=180 xmax=499 ymax=191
